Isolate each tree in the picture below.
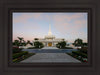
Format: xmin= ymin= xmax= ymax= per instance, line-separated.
xmin=13 ymin=40 xmax=20 ymax=46
xmin=82 ymin=43 xmax=88 ymax=46
xmin=34 ymin=41 xmax=44 ymax=48
xmin=13 ymin=37 xmax=27 ymax=46
xmin=22 ymin=42 xmax=27 ymax=46
xmin=62 ymin=39 xmax=65 ymax=41
xmin=22 ymin=40 xmax=27 ymax=46
xmin=34 ymin=38 xmax=39 ymax=40
xmin=26 ymin=40 xmax=33 ymax=46
xmin=56 ymin=41 xmax=66 ymax=48
xmin=27 ymin=40 xmax=31 ymax=44
xmin=17 ymin=37 xmax=24 ymax=46
xmin=56 ymin=42 xmax=61 ymax=48
xmin=60 ymin=41 xmax=66 ymax=48
xmin=73 ymin=38 xmax=83 ymax=47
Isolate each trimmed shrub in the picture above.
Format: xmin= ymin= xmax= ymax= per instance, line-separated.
xmin=34 ymin=41 xmax=44 ymax=48
xmin=61 ymin=47 xmax=73 ymax=49
xmin=72 ymin=51 xmax=87 ymax=58
xmin=12 ymin=58 xmax=18 ymax=62
xmin=27 ymin=47 xmax=38 ymax=49
xmin=78 ymin=47 xmax=88 ymax=54
xmin=13 ymin=51 xmax=28 ymax=59
xmin=56 ymin=41 xmax=66 ymax=48
xmin=13 ymin=47 xmax=22 ymax=53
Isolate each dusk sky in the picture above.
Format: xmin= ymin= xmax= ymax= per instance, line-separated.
xmin=13 ymin=12 xmax=87 ymax=43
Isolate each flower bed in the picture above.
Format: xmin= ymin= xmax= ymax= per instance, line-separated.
xmin=13 ymin=53 xmax=35 ymax=63
xmin=13 ymin=47 xmax=22 ymax=53
xmin=13 ymin=51 xmax=28 ymax=59
xmin=67 ymin=50 xmax=88 ymax=63
xmin=72 ymin=51 xmax=87 ymax=58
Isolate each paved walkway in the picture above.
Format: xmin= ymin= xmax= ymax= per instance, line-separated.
xmin=22 ymin=49 xmax=78 ymax=53
xmin=21 ymin=53 xmax=81 ymax=63
xmin=42 ymin=47 xmax=59 ymax=49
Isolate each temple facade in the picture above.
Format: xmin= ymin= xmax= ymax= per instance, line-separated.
xmin=33 ymin=24 xmax=66 ymax=47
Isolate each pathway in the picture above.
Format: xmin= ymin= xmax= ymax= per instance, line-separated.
xmin=22 ymin=48 xmax=78 ymax=53
xmin=42 ymin=47 xmax=59 ymax=49
xmin=21 ymin=53 xmax=81 ymax=63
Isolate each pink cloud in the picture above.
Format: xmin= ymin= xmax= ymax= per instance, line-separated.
xmin=13 ymin=14 xmax=31 ymax=23
xmin=13 ymin=13 xmax=87 ymax=42
xmin=52 ymin=13 xmax=85 ymax=22
xmin=13 ymin=13 xmax=42 ymax=24
xmin=53 ymin=18 xmax=87 ymax=41
xmin=69 ymin=13 xmax=84 ymax=19
xmin=22 ymin=22 xmax=40 ymax=30
xmin=13 ymin=33 xmax=43 ymax=42
xmin=53 ymin=13 xmax=87 ymax=34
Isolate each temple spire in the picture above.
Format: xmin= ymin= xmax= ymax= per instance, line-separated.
xmin=48 ymin=24 xmax=52 ymax=35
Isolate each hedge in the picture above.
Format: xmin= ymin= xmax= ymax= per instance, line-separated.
xmin=61 ymin=47 xmax=73 ymax=49
xmin=27 ymin=47 xmax=39 ymax=49
xmin=12 ymin=58 xmax=18 ymax=62
xmin=13 ymin=47 xmax=22 ymax=53
xmin=13 ymin=51 xmax=28 ymax=59
xmin=78 ymin=49 xmax=87 ymax=54
xmin=72 ymin=51 xmax=87 ymax=58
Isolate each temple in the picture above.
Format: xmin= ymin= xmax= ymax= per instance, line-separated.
xmin=33 ymin=24 xmax=66 ymax=47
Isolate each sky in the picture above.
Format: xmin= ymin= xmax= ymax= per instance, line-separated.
xmin=13 ymin=12 xmax=88 ymax=43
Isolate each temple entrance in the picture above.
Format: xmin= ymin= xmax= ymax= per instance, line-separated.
xmin=48 ymin=42 xmax=52 ymax=46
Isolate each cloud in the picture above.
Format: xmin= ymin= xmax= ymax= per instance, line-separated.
xmin=22 ymin=22 xmax=40 ymax=30
xmin=52 ymin=13 xmax=87 ymax=43
xmin=13 ymin=13 xmax=42 ymax=24
xmin=13 ymin=13 xmax=87 ymax=42
xmin=13 ymin=32 xmax=43 ymax=42
xmin=53 ymin=13 xmax=87 ymax=34
xmin=52 ymin=13 xmax=86 ymax=22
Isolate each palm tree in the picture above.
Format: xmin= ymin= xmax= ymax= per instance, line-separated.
xmin=26 ymin=40 xmax=32 ymax=45
xmin=13 ymin=40 xmax=20 ymax=46
xmin=17 ymin=37 xmax=24 ymax=46
xmin=27 ymin=40 xmax=30 ymax=44
xmin=22 ymin=40 xmax=27 ymax=46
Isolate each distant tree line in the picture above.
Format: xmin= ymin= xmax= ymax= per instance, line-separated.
xmin=13 ymin=37 xmax=32 ymax=46
xmin=13 ymin=37 xmax=44 ymax=48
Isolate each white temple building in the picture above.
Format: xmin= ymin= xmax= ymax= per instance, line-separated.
xmin=33 ymin=24 xmax=67 ymax=47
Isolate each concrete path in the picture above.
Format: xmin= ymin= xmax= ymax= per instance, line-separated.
xmin=42 ymin=47 xmax=59 ymax=49
xmin=22 ymin=49 xmax=78 ymax=53
xmin=21 ymin=53 xmax=81 ymax=63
